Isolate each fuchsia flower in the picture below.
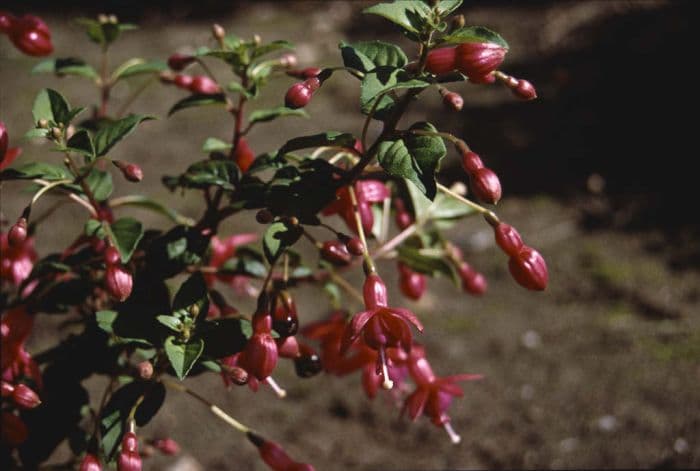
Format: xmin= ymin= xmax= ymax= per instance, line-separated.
xmin=322 ymin=180 xmax=389 ymax=234
xmin=403 ymin=346 xmax=483 ymax=443
xmin=1 ymin=13 xmax=54 ymax=57
xmin=1 ymin=231 xmax=37 ymax=286
xmin=238 ymin=313 xmax=278 ymax=381
xmin=340 ymin=274 xmax=423 ymax=389
xmin=205 ymin=234 xmax=257 ymax=295
xmin=249 ymin=433 xmax=316 ymax=471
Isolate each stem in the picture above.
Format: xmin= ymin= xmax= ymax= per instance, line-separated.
xmin=64 ymin=152 xmax=101 ymax=211
xmin=379 ymin=196 xmax=391 ymax=243
xmin=30 ymin=179 xmax=72 ymax=206
xmin=162 ymin=379 xmax=252 ymax=434
xmin=371 ymin=224 xmax=417 ymax=260
xmin=437 ymin=183 xmax=499 ymax=222
xmin=348 ymin=185 xmax=375 ymax=273
xmin=32 ymin=178 xmax=97 ymax=217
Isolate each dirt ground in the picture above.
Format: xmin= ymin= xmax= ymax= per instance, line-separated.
xmin=2 ymin=1 xmax=699 ymax=469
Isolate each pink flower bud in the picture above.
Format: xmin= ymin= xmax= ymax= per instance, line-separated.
xmin=345 ymin=237 xmax=364 ymax=256
xmin=234 ymin=137 xmax=255 ymax=173
xmin=80 ymin=454 xmax=102 ymax=471
xmin=137 ymin=361 xmax=153 ymax=380
xmin=122 ymin=431 xmax=138 ymax=453
xmin=117 ymin=451 xmax=141 ymax=471
xmin=285 ymin=83 xmax=313 ymax=109
xmin=167 ymin=53 xmax=195 ymax=71
xmin=8 ymin=15 xmax=53 ymax=56
xmin=105 ymin=265 xmax=133 ymax=302
xmin=153 ymin=437 xmax=180 ymax=455
xmin=258 ymin=439 xmax=293 ymax=471
xmin=470 ymin=167 xmax=502 ymax=204
xmin=12 ymin=383 xmax=41 ymax=409
xmin=8 ymin=218 xmax=28 ymax=247
xmin=188 ymin=75 xmax=221 ymax=95
xmin=513 ymin=79 xmax=537 ymax=100
xmin=398 ymin=263 xmax=426 ymax=300
xmin=173 ymin=74 xmax=193 ymax=89
xmin=113 ymin=160 xmax=143 ymax=182
xmin=493 ymin=223 xmax=523 ymax=257
xmin=302 ymin=77 xmax=321 ymax=92
xmin=395 ymin=210 xmax=412 ymax=230
xmin=321 ymin=240 xmax=352 ymax=266
xmin=425 ymin=47 xmax=457 ymax=75
xmin=279 ymin=53 xmax=297 ymax=68
xmin=508 ymin=246 xmax=548 ymax=291
xmin=442 ymin=91 xmax=464 ymax=111
xmin=363 ymin=274 xmax=388 ymax=309
xmin=356 ymin=179 xmax=389 ymax=203
xmin=455 ymin=42 xmax=506 ymax=82
xmin=458 ymin=263 xmax=488 ymax=295
xmin=104 ymin=246 xmax=121 ymax=266
xmin=459 ymin=150 xmax=484 ymax=174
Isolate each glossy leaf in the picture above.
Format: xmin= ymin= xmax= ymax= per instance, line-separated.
xmin=94 ymin=114 xmax=154 ymax=157
xmin=65 ymin=130 xmax=96 ymax=161
xmin=172 ymin=271 xmax=209 ymax=316
xmin=263 ymin=221 xmax=302 ymax=264
xmin=248 ymin=107 xmax=308 ymax=124
xmin=340 ymin=40 xmax=407 ymax=72
xmin=164 ymin=336 xmax=205 ymax=380
xmin=112 ymin=59 xmax=167 ymax=80
xmin=106 ymin=217 xmax=144 ymax=263
xmin=163 ymin=159 xmax=239 ymax=191
xmin=252 ymin=39 xmax=294 ymax=59
xmin=32 ymin=58 xmax=98 ymax=79
xmin=441 ymin=26 xmax=509 ymax=49
xmin=85 ymin=169 xmax=113 ymax=201
xmin=107 ymin=195 xmax=195 ymax=226
xmin=278 ymin=131 xmax=356 ymax=156
xmin=168 ymin=93 xmax=227 ymax=116
xmin=156 ymin=315 xmax=182 ymax=332
xmin=0 ymin=162 xmax=71 ymax=182
xmin=202 ymin=137 xmax=232 ymax=153
xmin=32 ymin=88 xmax=83 ymax=126
xmin=397 ymin=245 xmax=460 ymax=286
xmin=363 ymin=0 xmax=432 ymax=34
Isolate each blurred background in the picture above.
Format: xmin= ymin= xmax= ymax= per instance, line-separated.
xmin=1 ymin=1 xmax=699 ymax=469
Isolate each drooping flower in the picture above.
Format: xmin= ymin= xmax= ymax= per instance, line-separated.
xmin=1 ymin=232 xmax=37 ymax=286
xmin=238 ymin=313 xmax=278 ymax=381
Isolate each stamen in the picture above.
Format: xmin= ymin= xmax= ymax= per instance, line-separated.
xmin=443 ymin=422 xmax=461 ymax=444
xmin=379 ymin=347 xmax=394 ymax=390
xmin=265 ymin=377 xmax=287 ymax=398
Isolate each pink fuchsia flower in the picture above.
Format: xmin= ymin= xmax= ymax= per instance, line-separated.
xmin=1 ymin=232 xmax=37 ymax=286
xmin=322 ymin=180 xmax=389 ymax=234
xmin=205 ymin=234 xmax=257 ymax=295
xmin=248 ymin=433 xmax=316 ymax=471
xmin=238 ymin=313 xmax=278 ymax=381
xmin=403 ymin=346 xmax=482 ymax=444
xmin=4 ymin=14 xmax=54 ymax=57
xmin=340 ymin=274 xmax=423 ymax=389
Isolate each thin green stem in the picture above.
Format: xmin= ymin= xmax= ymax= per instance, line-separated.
xmin=348 ymin=185 xmax=375 ymax=274
xmin=437 ymin=183 xmax=500 ymax=222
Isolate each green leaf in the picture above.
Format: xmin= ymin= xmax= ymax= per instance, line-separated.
xmin=340 ymin=40 xmax=407 ymax=72
xmin=112 ymin=58 xmax=167 ymax=80
xmin=436 ymin=0 xmax=462 ymax=16
xmin=66 ymin=130 xmax=96 ymax=161
xmin=376 ymin=122 xmax=446 ymax=199
xmin=106 ymin=195 xmax=195 ymax=226
xmin=248 ymin=107 xmax=308 ymax=124
xmin=0 ymin=162 xmax=71 ymax=182
xmin=85 ymin=169 xmax=113 ymax=201
xmin=252 ymin=39 xmax=294 ymax=59
xmin=77 ymin=18 xmax=136 ymax=46
xmin=85 ymin=219 xmax=106 ymax=239
xmin=397 ymin=244 xmax=460 ymax=285
xmin=363 ymin=0 xmax=432 ymax=34
xmin=156 ymin=315 xmax=182 ymax=332
xmin=202 ymin=137 xmax=232 ymax=153
xmin=32 ymin=57 xmax=98 ymax=79
xmin=163 ymin=159 xmax=239 ymax=191
xmin=323 ymin=282 xmax=342 ymax=310
xmin=168 ymin=94 xmax=227 ymax=116
xmin=164 ymin=336 xmax=204 ymax=380
xmin=96 ymin=309 xmax=118 ymax=334
xmin=441 ymin=26 xmax=509 ymax=49
xmin=24 ymin=128 xmax=50 ymax=140
xmin=94 ymin=114 xmax=154 ymax=157
xmin=360 ymin=67 xmax=429 ymax=118
xmin=430 ymin=192 xmax=475 ymax=220
xmin=106 ymin=217 xmax=144 ymax=263
xmin=172 ymin=272 xmax=209 ymax=315
xmin=278 ymin=131 xmax=356 ymax=156
xmin=32 ymin=88 xmax=71 ymax=125
xmin=226 ymin=81 xmax=254 ymax=99
xmin=263 ymin=221 xmax=302 ymax=264
xmin=220 ymin=247 xmax=267 ymax=278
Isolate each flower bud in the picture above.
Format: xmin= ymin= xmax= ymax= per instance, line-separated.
xmin=425 ymin=47 xmax=457 ymax=75
xmin=451 ymin=14 xmax=465 ymax=30
xmin=105 ymin=265 xmax=133 ymax=302
xmin=321 ymin=240 xmax=352 ymax=266
xmin=8 ymin=15 xmax=54 ymax=56
xmin=302 ymin=77 xmax=321 ymax=92
xmin=0 ymin=11 xmax=15 ymax=34
xmin=395 ymin=210 xmax=412 ymax=230
xmin=276 ymin=335 xmax=300 ymax=358
xmin=455 ymin=42 xmax=506 ymax=82
xmin=234 ymin=137 xmax=255 ymax=172
xmin=363 ymin=274 xmax=388 ymax=309
xmin=442 ymin=91 xmax=464 ymax=111
xmin=1 ymin=412 xmax=28 ymax=447
xmin=398 ymin=263 xmax=427 ymax=301
xmin=137 ymin=361 xmax=153 ymax=380
xmin=80 ymin=453 xmax=102 ymax=471
xmin=460 ymin=150 xmax=484 ymax=174
xmin=212 ymin=23 xmax=225 ymax=40
xmin=458 ymin=262 xmax=488 ymax=295
xmin=189 ymin=75 xmax=221 ymax=95
xmin=272 ymin=294 xmax=299 ymax=338
xmin=257 ymin=439 xmax=293 ymax=471
xmin=239 ymin=314 xmax=278 ymax=380
xmin=173 ymin=74 xmax=193 ymax=89
xmin=117 ymin=451 xmax=141 ymax=471
xmin=470 ymin=167 xmax=502 ymax=204
xmin=122 ymin=431 xmax=138 ymax=453
xmin=256 ymin=209 xmax=274 ymax=224
xmin=8 ymin=218 xmax=28 ymax=247
xmin=12 ymin=383 xmax=41 ymax=409
xmin=493 ymin=223 xmax=523 ymax=257
xmin=508 ymin=246 xmax=548 ymax=291
xmin=345 ymin=237 xmax=364 ymax=256
xmin=279 ymin=53 xmax=297 ymax=68
xmin=285 ymin=83 xmax=312 ymax=109
xmin=223 ymin=363 xmax=249 ymax=385
xmin=104 ymin=246 xmax=121 ymax=266
xmin=152 ymin=437 xmax=180 ymax=456
xmin=513 ymin=79 xmax=537 ymax=100
xmin=294 ymin=344 xmax=322 ymax=378
xmin=113 ymin=160 xmax=143 ymax=182
xmin=287 ymin=67 xmax=322 ymax=79
xmin=167 ymin=53 xmax=195 ymax=71
xmin=0 ymin=121 xmax=7 ymax=161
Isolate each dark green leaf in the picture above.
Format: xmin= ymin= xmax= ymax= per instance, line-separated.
xmin=84 ymin=169 xmax=113 ymax=201
xmin=441 ymin=25 xmax=509 ymax=49
xmin=247 ymin=152 xmax=286 ymax=174
xmin=77 ymin=18 xmax=136 ymax=46
xmin=156 ymin=315 xmax=182 ymax=332
xmin=437 ymin=0 xmax=462 ymax=16
xmin=263 ymin=221 xmax=302 ymax=264
xmin=340 ymin=40 xmax=407 ymax=72
xmin=112 ymin=59 xmax=167 ymax=80
xmin=430 ymin=192 xmax=475 ymax=220
xmin=278 ymin=131 xmax=356 ymax=156
xmin=252 ymin=39 xmax=294 ymax=59
xmin=376 ymin=122 xmax=445 ymax=199
xmin=363 ymin=0 xmax=432 ymax=34
xmin=32 ymin=88 xmax=74 ymax=125
xmin=199 ymin=317 xmax=249 ymax=358
xmin=248 ymin=107 xmax=308 ymax=124
xmin=106 ymin=195 xmax=195 ymax=226
xmin=202 ymin=137 xmax=232 ymax=153
xmin=360 ymin=67 xmax=429 ymax=117
xmin=66 ymin=129 xmax=96 ymax=161
xmin=84 ymin=219 xmax=106 ymax=239
xmin=226 ymin=81 xmax=254 ymax=98
xmin=172 ymin=272 xmax=209 ymax=315
xmin=32 ymin=58 xmax=98 ymax=79
xmin=397 ymin=244 xmax=460 ymax=285
xmin=106 ymin=217 xmax=144 ymax=263
xmin=164 ymin=336 xmax=204 ymax=380
xmin=94 ymin=114 xmax=154 ymax=157
xmin=163 ymin=159 xmax=239 ymax=191
xmin=0 ymin=162 xmax=71 ymax=182
xmin=168 ymin=93 xmax=227 ymax=116
xmin=95 ymin=309 xmax=118 ymax=334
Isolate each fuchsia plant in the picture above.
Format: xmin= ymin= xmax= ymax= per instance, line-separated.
xmin=1 ymin=1 xmax=548 ymax=469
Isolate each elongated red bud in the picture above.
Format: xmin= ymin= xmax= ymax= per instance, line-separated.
xmin=321 ymin=240 xmax=351 ymax=266
xmin=302 ymin=77 xmax=321 ymax=92
xmin=258 ymin=439 xmax=293 ymax=471
xmin=105 ymin=265 xmax=133 ymax=302
xmin=234 ymin=137 xmax=255 ymax=172
xmin=442 ymin=91 xmax=464 ymax=111
xmin=8 ymin=218 xmax=28 ymax=246
xmin=363 ymin=273 xmax=388 ymax=309
xmin=12 ymin=383 xmax=41 ymax=409
xmin=395 ymin=209 xmax=412 ymax=230
xmin=356 ymin=179 xmax=389 ymax=203
xmin=272 ymin=294 xmax=299 ymax=338
xmin=398 ymin=263 xmax=426 ymax=301
xmin=80 ymin=454 xmax=102 ymax=471
xmin=167 ymin=53 xmax=195 ymax=71
xmin=459 ymin=150 xmax=484 ymax=174
xmin=104 ymin=246 xmax=121 ymax=266
xmin=425 ymin=47 xmax=457 ymax=75
xmin=189 ymin=75 xmax=221 ymax=95
xmin=493 ymin=223 xmax=523 ymax=257
xmin=285 ymin=83 xmax=312 ymax=109
xmin=458 ymin=262 xmax=488 ymax=295
xmin=470 ymin=167 xmax=502 ymax=204
xmin=513 ymin=79 xmax=537 ymax=100
xmin=122 ymin=431 xmax=138 ymax=453
xmin=508 ymin=246 xmax=548 ymax=291
xmin=152 ymin=437 xmax=180 ymax=455
xmin=113 ymin=160 xmax=143 ymax=182
xmin=345 ymin=237 xmax=364 ymax=256
xmin=173 ymin=74 xmax=193 ymax=89
xmin=8 ymin=15 xmax=53 ymax=56
xmin=117 ymin=451 xmax=141 ymax=471
xmin=1 ymin=412 xmax=28 ymax=446
xmin=455 ymin=42 xmax=506 ymax=82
